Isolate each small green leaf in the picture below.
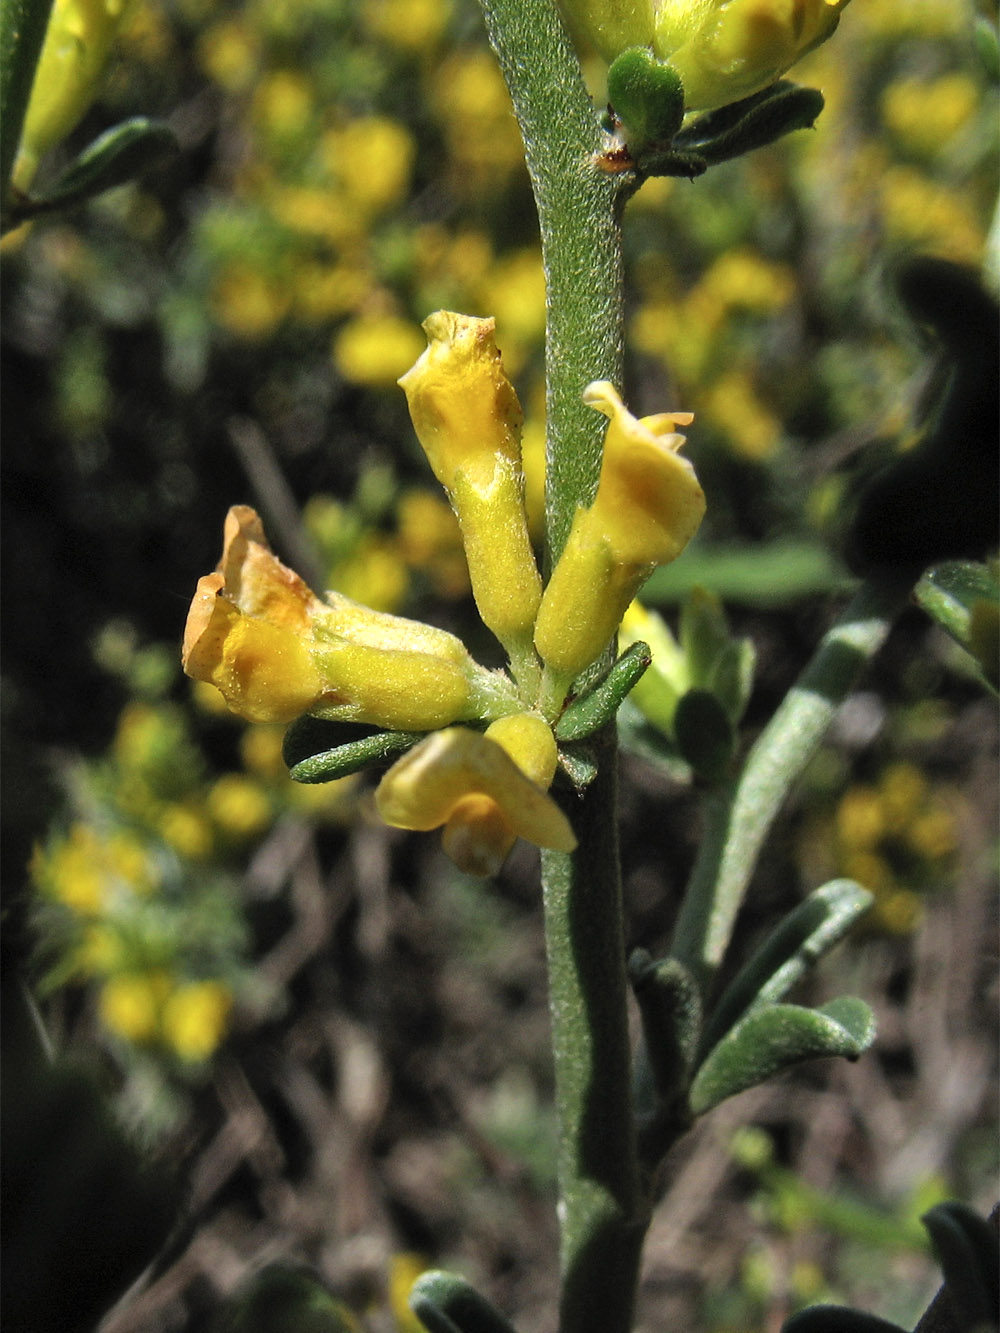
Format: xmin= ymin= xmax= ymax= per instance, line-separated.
xmin=689 ymin=997 xmax=875 ymax=1115
xmin=20 ymin=117 xmax=177 ymax=214
xmin=781 ymin=1308 xmax=906 ymax=1333
xmin=410 ymin=1271 xmax=518 ymax=1333
xmin=283 ymin=716 xmax=425 ymax=784
xmin=555 ymin=640 xmax=652 ymax=741
xmin=920 ymin=1202 xmax=999 ymax=1330
xmin=697 ymin=880 xmax=874 ymax=1062
xmin=915 ymin=560 xmax=999 ymax=691
xmin=556 ymin=743 xmax=598 ymax=790
xmin=673 ymin=688 xmax=733 ymax=782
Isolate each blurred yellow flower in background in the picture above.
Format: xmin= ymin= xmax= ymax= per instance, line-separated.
xmin=333 ymin=311 xmax=426 ymax=388
xmin=161 ymin=980 xmax=234 ymax=1061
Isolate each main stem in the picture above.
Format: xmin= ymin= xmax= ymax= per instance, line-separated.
xmin=475 ymin=1 xmax=644 ymax=1328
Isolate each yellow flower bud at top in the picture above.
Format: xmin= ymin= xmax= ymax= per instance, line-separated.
xmin=183 ymin=506 xmax=513 ymax=730
xmin=564 ymin=0 xmax=851 ymax=112
xmin=14 ymin=0 xmax=133 ymax=190
xmin=534 ymin=382 xmax=704 ymax=694
xmin=399 ymin=313 xmax=542 ymax=676
xmin=375 ymin=724 xmax=575 ymax=877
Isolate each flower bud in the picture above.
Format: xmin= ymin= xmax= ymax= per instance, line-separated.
xmin=14 ymin=0 xmax=133 ymax=190
xmin=534 ymin=382 xmax=704 ymax=692
xmin=399 ymin=313 xmax=542 ymax=670
xmin=183 ymin=506 xmax=511 ymax=730
xmin=375 ymin=724 xmax=575 ymax=877
xmin=564 ymin=0 xmax=851 ymax=113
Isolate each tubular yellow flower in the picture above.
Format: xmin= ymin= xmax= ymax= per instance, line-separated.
xmin=14 ymin=0 xmax=133 ymax=190
xmin=375 ymin=723 xmax=575 ymax=877
xmin=398 ymin=313 xmax=542 ymax=676
xmin=564 ymin=0 xmax=851 ymax=112
xmin=534 ymin=382 xmax=704 ymax=694
xmin=182 ymin=506 xmax=511 ymax=729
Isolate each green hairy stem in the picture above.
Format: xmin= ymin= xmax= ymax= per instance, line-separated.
xmin=476 ymin=0 xmax=644 ymax=1327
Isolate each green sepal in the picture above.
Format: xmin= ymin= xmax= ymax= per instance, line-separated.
xmin=11 ymin=117 xmax=177 ymax=219
xmin=557 ymin=743 xmax=599 ymax=791
xmin=920 ymin=1202 xmax=999 ymax=1331
xmin=606 ymin=47 xmax=685 ymax=150
xmin=672 ymin=81 xmax=825 ymax=165
xmin=554 ymin=640 xmax=652 ymax=742
xmin=672 ymin=688 xmax=733 ymax=782
xmin=283 ymin=716 xmax=425 ymax=784
xmin=781 ymin=1308 xmax=906 ymax=1332
xmin=696 ymin=880 xmax=874 ymax=1063
xmin=689 ymin=996 xmax=875 ymax=1116
xmin=409 ymin=1270 xmax=519 ymax=1333
xmin=915 ymin=560 xmax=999 ymax=692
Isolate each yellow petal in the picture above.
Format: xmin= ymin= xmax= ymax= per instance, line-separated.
xmin=534 ymin=383 xmax=704 ymax=687
xmin=375 ymin=727 xmax=576 ymax=860
xmin=399 ymin=313 xmax=542 ymax=657
xmin=182 ymin=507 xmax=502 ymax=728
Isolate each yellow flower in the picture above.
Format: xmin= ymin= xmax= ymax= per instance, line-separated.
xmin=159 ymin=802 xmax=215 ymax=860
xmin=375 ymin=720 xmax=575 ymax=877
xmin=321 ymin=118 xmax=416 ymax=217
xmin=196 ymin=17 xmax=260 ymax=93
xmin=207 ymin=774 xmax=273 ymax=839
xmin=182 ymin=505 xmax=511 ymax=729
xmin=161 ymin=980 xmax=233 ymax=1061
xmin=14 ymin=0 xmax=133 ymax=190
xmin=333 ymin=313 xmax=426 ymax=389
xmin=399 ymin=313 xmax=542 ymax=679
xmin=566 ymin=0 xmax=851 ymax=111
xmin=99 ymin=970 xmax=170 ymax=1044
xmin=534 ymin=381 xmax=704 ymax=697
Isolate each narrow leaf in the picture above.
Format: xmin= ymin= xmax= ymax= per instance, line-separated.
xmin=410 ymin=1271 xmax=518 ymax=1333
xmin=689 ymin=997 xmax=875 ymax=1115
xmin=697 ymin=880 xmax=874 ymax=1062
xmin=284 ymin=716 xmax=425 ymax=784
xmin=20 ymin=117 xmax=177 ymax=214
xmin=676 ymin=83 xmax=825 ymax=164
xmin=555 ymin=640 xmax=652 ymax=741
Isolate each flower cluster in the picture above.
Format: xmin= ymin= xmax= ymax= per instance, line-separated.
xmin=184 ymin=314 xmax=705 ymax=874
